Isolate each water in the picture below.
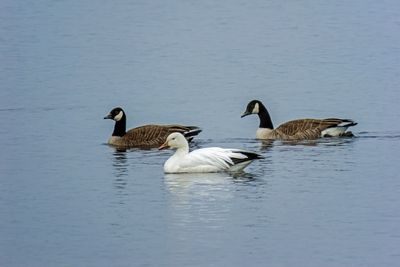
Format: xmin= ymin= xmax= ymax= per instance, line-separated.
xmin=1 ymin=0 xmax=400 ymax=266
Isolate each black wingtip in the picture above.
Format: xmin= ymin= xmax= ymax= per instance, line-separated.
xmin=342 ymin=119 xmax=358 ymax=127
xmin=184 ymin=128 xmax=202 ymax=138
xmin=242 ymin=151 xmax=264 ymax=160
xmin=230 ymin=152 xmax=263 ymax=165
xmin=231 ymin=151 xmax=264 ymax=164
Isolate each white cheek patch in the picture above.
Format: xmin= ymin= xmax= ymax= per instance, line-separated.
xmin=114 ymin=111 xmax=124 ymax=121
xmin=252 ymin=103 xmax=259 ymax=114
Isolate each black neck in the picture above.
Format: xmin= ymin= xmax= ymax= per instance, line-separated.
xmin=112 ymin=116 xmax=126 ymax=137
xmin=258 ymin=104 xmax=274 ymax=129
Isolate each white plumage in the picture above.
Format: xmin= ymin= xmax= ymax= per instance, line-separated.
xmin=159 ymin=133 xmax=263 ymax=173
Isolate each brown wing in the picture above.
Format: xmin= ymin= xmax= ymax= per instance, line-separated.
xmin=275 ymin=118 xmax=344 ymax=140
xmin=123 ymin=124 xmax=198 ymax=148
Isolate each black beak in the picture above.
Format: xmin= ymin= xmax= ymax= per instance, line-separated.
xmin=241 ymin=111 xmax=251 ymax=118
xmin=104 ymin=114 xmax=113 ymax=120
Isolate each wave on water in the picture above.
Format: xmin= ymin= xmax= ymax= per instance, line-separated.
xmin=356 ymin=131 xmax=400 ymax=139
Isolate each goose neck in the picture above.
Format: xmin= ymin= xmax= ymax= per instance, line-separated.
xmin=112 ymin=116 xmax=127 ymax=137
xmin=175 ymin=146 xmax=189 ymax=156
xmin=258 ymin=105 xmax=274 ymax=129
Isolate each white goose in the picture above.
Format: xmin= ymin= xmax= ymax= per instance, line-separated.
xmin=159 ymin=132 xmax=263 ymax=173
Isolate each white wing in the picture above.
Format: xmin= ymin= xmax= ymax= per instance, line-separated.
xmin=180 ymin=147 xmax=250 ymax=171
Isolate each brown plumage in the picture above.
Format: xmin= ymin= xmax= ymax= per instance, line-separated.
xmin=263 ymin=118 xmax=355 ymax=140
xmin=241 ymin=100 xmax=357 ymax=140
xmin=104 ymin=107 xmax=201 ymax=148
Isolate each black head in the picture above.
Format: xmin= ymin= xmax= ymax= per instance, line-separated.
xmin=104 ymin=107 xmax=125 ymax=121
xmin=241 ymin=100 xmax=264 ymax=118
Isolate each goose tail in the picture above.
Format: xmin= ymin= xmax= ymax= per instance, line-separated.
xmin=228 ymin=150 xmax=263 ymax=172
xmin=322 ymin=119 xmax=358 ymax=137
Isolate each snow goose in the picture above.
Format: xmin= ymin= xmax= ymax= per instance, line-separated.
xmin=159 ymin=132 xmax=263 ymax=173
xmin=104 ymin=107 xmax=201 ymax=148
xmin=241 ymin=100 xmax=357 ymax=140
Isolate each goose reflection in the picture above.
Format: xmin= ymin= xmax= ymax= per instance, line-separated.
xmin=111 ymin=149 xmax=129 ymax=190
xmin=260 ymin=139 xmax=274 ymax=151
xmin=163 ymin=171 xmax=266 ymax=232
xmin=164 ymin=172 xmax=234 ymax=229
xmin=164 ymin=171 xmax=257 ymax=196
xmin=275 ymin=136 xmax=357 ymax=147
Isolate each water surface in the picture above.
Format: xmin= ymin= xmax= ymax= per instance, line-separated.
xmin=1 ymin=0 xmax=400 ymax=266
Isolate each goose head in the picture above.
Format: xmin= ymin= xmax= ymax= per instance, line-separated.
xmin=104 ymin=107 xmax=125 ymax=121
xmin=241 ymin=100 xmax=263 ymax=118
xmin=159 ymin=132 xmax=188 ymax=150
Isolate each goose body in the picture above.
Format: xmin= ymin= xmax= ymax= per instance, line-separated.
xmin=104 ymin=107 xmax=201 ymax=148
xmin=241 ymin=100 xmax=357 ymax=140
xmin=159 ymin=133 xmax=263 ymax=173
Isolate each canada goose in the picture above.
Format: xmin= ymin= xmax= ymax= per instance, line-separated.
xmin=104 ymin=107 xmax=202 ymax=148
xmin=159 ymin=132 xmax=263 ymax=173
xmin=241 ymin=100 xmax=357 ymax=140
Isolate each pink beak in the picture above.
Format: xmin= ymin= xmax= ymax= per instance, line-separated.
xmin=158 ymin=142 xmax=169 ymax=150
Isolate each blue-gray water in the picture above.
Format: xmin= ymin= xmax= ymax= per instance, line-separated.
xmin=1 ymin=1 xmax=400 ymax=266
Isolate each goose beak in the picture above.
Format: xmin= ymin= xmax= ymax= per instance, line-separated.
xmin=104 ymin=114 xmax=112 ymax=120
xmin=241 ymin=111 xmax=251 ymax=118
xmin=158 ymin=142 xmax=170 ymax=150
